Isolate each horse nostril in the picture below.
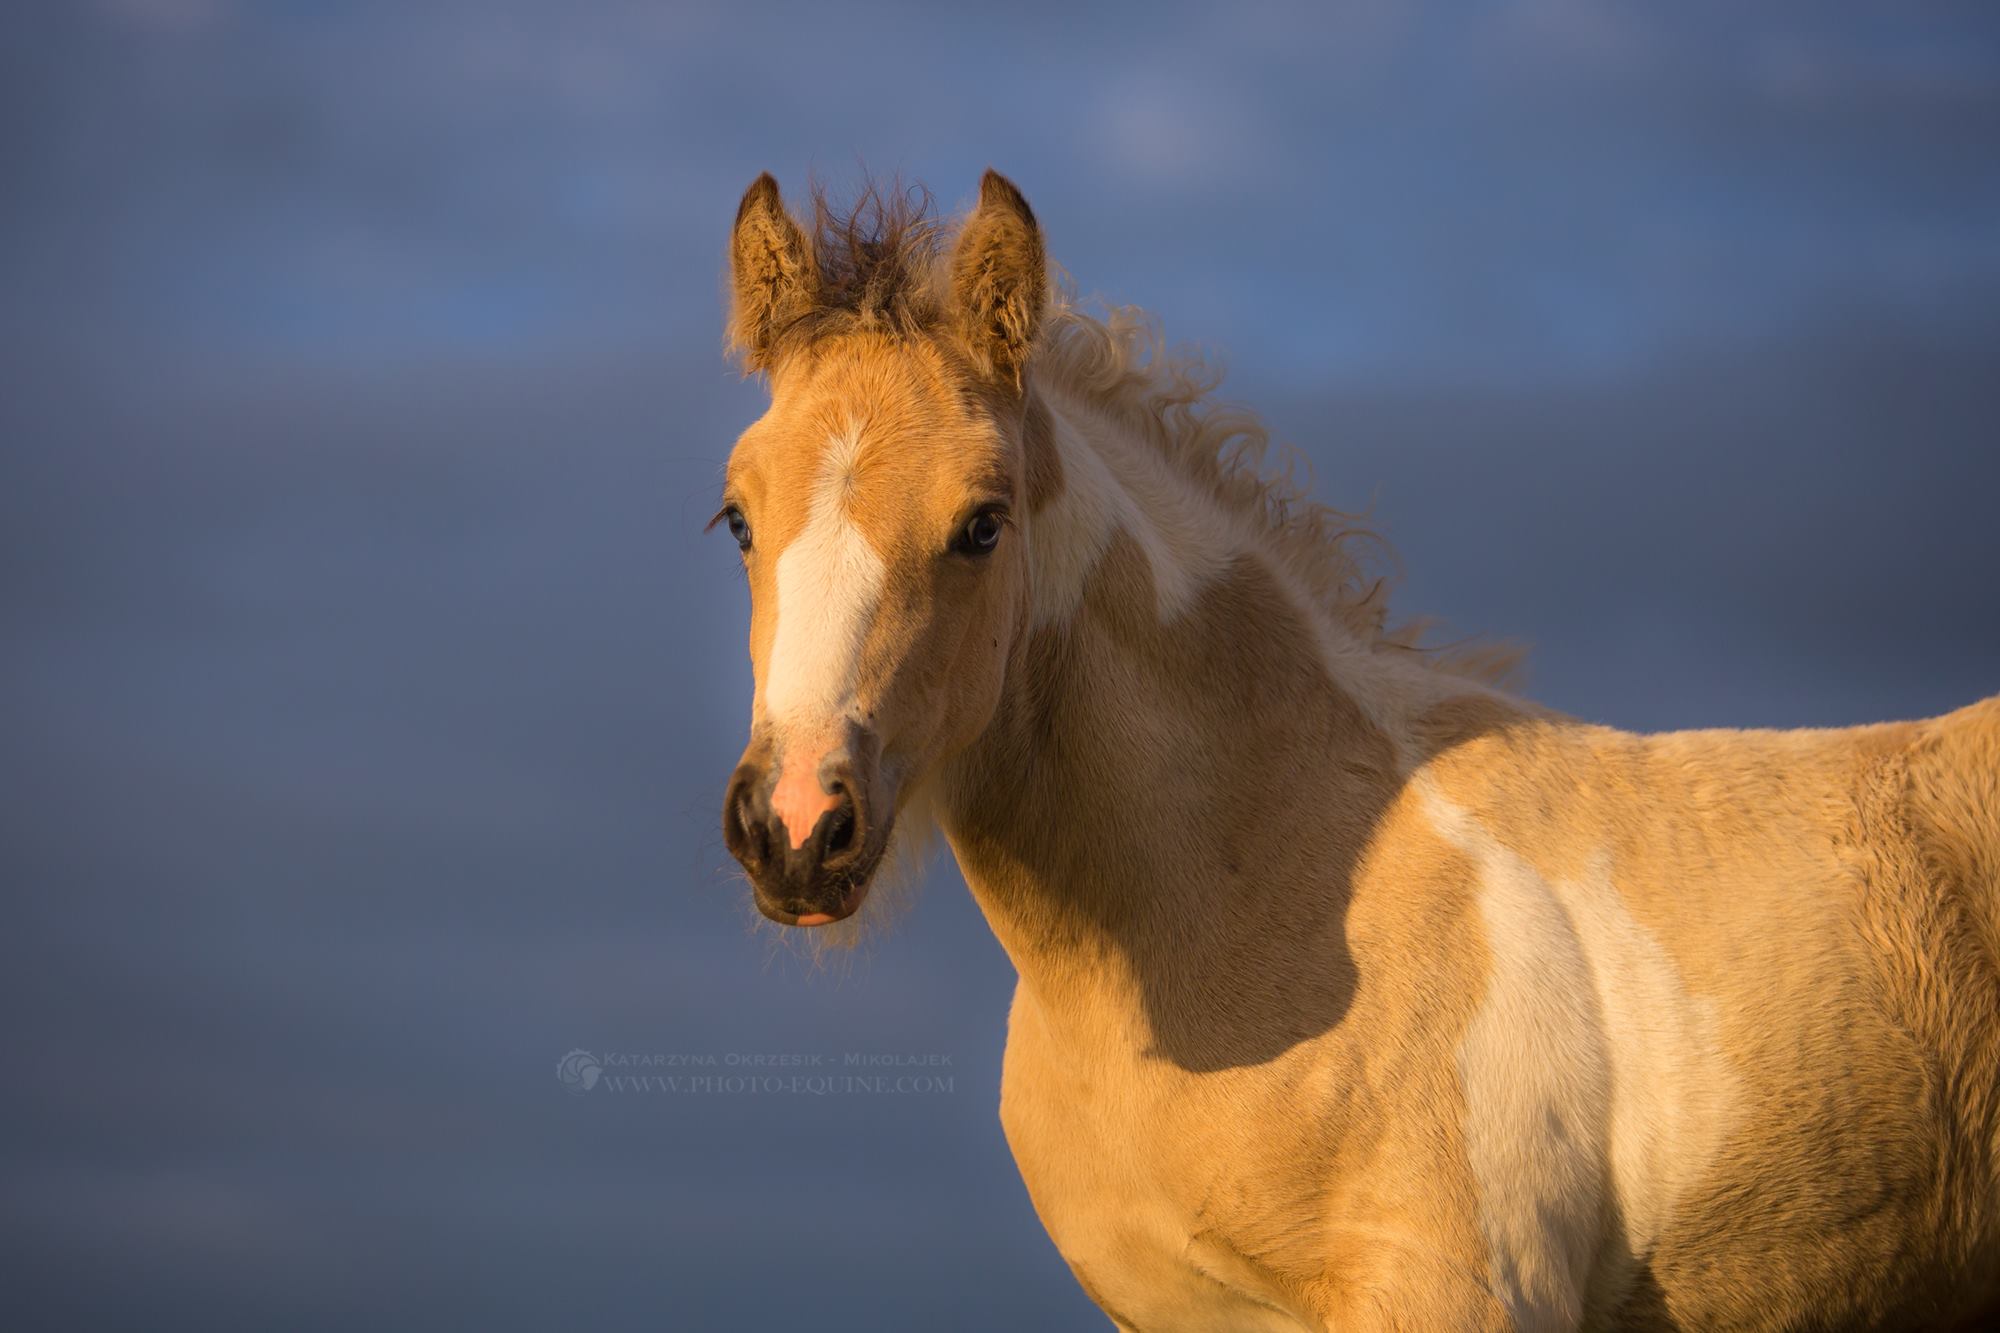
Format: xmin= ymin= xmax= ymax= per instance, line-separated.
xmin=824 ymin=803 xmax=855 ymax=857
xmin=724 ymin=773 xmax=774 ymax=872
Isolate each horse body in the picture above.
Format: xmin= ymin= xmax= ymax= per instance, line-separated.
xmin=714 ymin=171 xmax=2000 ymax=1329
xmin=933 ymin=375 xmax=2000 ymax=1330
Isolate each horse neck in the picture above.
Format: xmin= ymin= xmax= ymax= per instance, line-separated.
xmin=935 ymin=378 xmax=1471 ymax=1066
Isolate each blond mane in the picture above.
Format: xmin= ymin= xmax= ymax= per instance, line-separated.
xmin=1031 ymin=298 xmax=1519 ymax=684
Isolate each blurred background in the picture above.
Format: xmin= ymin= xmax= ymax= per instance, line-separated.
xmin=3 ymin=1 xmax=1997 ymax=1328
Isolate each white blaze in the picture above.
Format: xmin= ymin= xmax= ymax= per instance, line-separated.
xmin=763 ymin=434 xmax=886 ymax=741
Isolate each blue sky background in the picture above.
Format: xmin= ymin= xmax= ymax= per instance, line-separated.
xmin=3 ymin=2 xmax=1998 ymax=1328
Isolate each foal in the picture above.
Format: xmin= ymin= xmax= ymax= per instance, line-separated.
xmin=713 ymin=170 xmax=2000 ymax=1331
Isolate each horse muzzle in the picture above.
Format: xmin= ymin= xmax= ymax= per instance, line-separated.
xmin=723 ymin=746 xmax=888 ymax=926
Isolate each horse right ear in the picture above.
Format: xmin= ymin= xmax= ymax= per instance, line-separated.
xmin=727 ymin=173 xmax=819 ymax=373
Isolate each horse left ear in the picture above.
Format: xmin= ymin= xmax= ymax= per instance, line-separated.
xmin=950 ymin=170 xmax=1047 ymax=386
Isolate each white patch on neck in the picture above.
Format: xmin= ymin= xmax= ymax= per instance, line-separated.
xmin=1420 ymin=781 xmax=1741 ymax=1327
xmin=1020 ymin=380 xmax=1494 ymax=756
xmin=762 ymin=433 xmax=886 ymax=734
xmin=1026 ymin=385 xmax=1235 ymax=627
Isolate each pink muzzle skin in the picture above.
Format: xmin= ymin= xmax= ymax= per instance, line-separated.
xmin=769 ymin=749 xmax=838 ymax=851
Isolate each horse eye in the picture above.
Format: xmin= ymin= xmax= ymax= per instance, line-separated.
xmin=724 ymin=506 xmax=751 ymax=551
xmin=959 ymin=510 xmax=1004 ymax=555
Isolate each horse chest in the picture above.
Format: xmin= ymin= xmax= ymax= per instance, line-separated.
xmin=997 ymin=991 xmax=1324 ymax=1331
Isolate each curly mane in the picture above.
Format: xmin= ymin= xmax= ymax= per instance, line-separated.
xmin=1032 ymin=301 xmax=1519 ymax=684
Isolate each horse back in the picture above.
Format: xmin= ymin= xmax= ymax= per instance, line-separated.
xmin=1903 ymin=694 xmax=2000 ymax=990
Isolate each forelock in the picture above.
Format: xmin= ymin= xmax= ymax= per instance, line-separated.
xmin=760 ymin=177 xmax=948 ymax=364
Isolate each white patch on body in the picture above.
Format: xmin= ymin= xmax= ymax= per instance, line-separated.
xmin=1421 ymin=782 xmax=1741 ymax=1329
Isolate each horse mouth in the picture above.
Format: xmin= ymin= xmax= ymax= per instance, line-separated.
xmin=750 ymin=832 xmax=887 ymax=928
xmin=755 ymin=878 xmax=872 ymax=927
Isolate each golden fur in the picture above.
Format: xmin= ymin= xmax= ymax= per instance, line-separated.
xmin=716 ymin=172 xmax=2000 ymax=1330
